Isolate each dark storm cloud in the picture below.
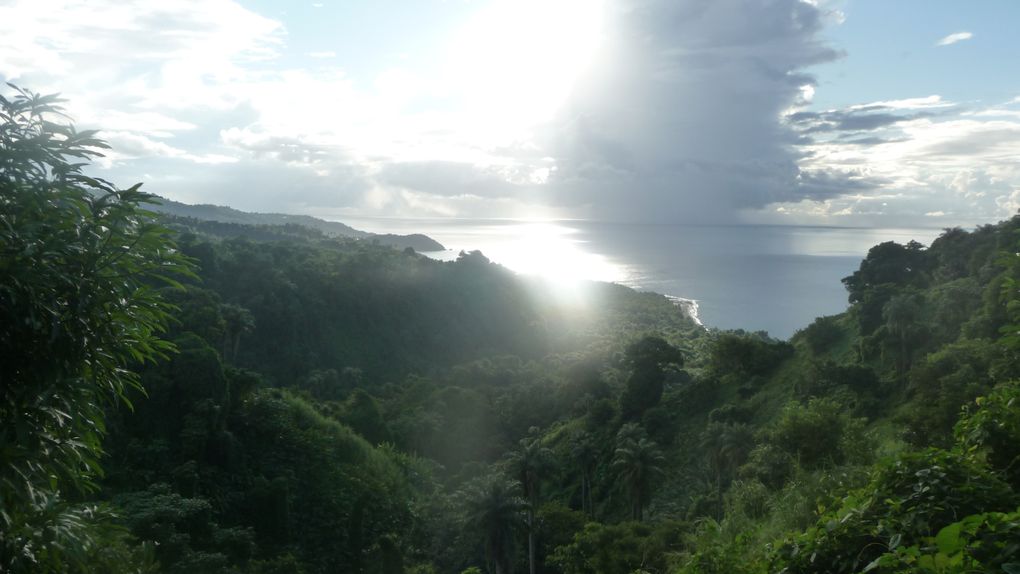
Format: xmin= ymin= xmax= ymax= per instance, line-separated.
xmin=536 ymin=0 xmax=858 ymax=222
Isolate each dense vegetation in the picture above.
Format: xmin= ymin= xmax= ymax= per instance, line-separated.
xmin=4 ymin=88 xmax=1020 ymax=573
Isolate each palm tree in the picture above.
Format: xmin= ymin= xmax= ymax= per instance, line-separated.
xmin=462 ymin=474 xmax=526 ymax=574
xmin=507 ymin=433 xmax=553 ymax=574
xmin=219 ymin=303 xmax=254 ymax=363
xmin=612 ymin=435 xmax=665 ymax=521
xmin=700 ymin=422 xmax=755 ymax=520
xmin=883 ymin=294 xmax=921 ymax=374
xmin=616 ymin=422 xmax=647 ymax=445
xmin=570 ymin=431 xmax=598 ymax=517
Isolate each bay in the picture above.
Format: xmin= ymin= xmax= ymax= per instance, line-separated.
xmin=338 ymin=216 xmax=945 ymax=339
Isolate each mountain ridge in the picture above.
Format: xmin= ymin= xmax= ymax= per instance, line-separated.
xmin=151 ymin=196 xmax=446 ymax=252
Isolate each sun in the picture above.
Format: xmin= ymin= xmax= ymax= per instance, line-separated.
xmin=445 ymin=0 xmax=606 ymax=137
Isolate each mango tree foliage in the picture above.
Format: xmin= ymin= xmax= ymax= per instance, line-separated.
xmin=0 ymin=86 xmax=192 ymax=571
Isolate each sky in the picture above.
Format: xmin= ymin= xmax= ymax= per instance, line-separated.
xmin=2 ymin=0 xmax=1019 ymax=227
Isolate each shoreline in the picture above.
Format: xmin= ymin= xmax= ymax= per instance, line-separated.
xmin=665 ymin=294 xmax=705 ymax=328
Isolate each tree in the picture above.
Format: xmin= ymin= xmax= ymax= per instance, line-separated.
xmin=340 ymin=388 xmax=393 ymax=445
xmin=569 ymin=431 xmax=598 ymax=517
xmin=882 ymin=294 xmax=923 ymax=374
xmin=507 ymin=431 xmax=554 ymax=574
xmin=612 ymin=433 xmax=665 ymax=521
xmin=770 ymin=399 xmax=867 ymax=469
xmin=615 ymin=421 xmax=648 ymax=445
xmin=700 ymin=422 xmax=755 ymax=520
xmin=219 ymin=302 xmax=254 ymax=363
xmin=549 ymin=520 xmax=685 ymax=574
xmin=798 ymin=315 xmax=842 ymax=355
xmin=461 ymin=474 xmax=526 ymax=574
xmin=842 ymin=240 xmax=929 ymax=304
xmin=709 ymin=333 xmax=793 ymax=380
xmin=0 ymin=86 xmax=192 ymax=571
xmin=619 ymin=336 xmax=683 ymax=420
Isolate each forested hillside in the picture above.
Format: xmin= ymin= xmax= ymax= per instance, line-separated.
xmin=4 ymin=89 xmax=1020 ymax=573
xmin=151 ymin=198 xmax=445 ymax=252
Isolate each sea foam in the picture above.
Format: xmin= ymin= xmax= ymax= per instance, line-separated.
xmin=665 ymin=295 xmax=705 ymax=328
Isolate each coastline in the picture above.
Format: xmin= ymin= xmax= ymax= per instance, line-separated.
xmin=665 ymin=294 xmax=705 ymax=328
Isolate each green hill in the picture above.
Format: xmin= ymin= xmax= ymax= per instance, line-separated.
xmin=6 ymin=93 xmax=1020 ymax=574
xmin=151 ymin=196 xmax=445 ymax=251
xmin=95 ymin=213 xmax=1020 ymax=573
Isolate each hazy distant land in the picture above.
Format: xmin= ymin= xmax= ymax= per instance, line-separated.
xmin=151 ymin=197 xmax=446 ymax=252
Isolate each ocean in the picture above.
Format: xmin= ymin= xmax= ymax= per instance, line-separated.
xmin=338 ymin=217 xmax=945 ymax=339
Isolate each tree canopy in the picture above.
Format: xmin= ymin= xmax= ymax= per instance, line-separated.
xmin=5 ymin=85 xmax=1020 ymax=574
xmin=1 ymin=86 xmax=192 ymax=571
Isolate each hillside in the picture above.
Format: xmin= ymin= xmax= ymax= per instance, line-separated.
xmin=5 ymin=92 xmax=1020 ymax=572
xmin=94 ymin=214 xmax=1020 ymax=573
xmin=151 ymin=196 xmax=446 ymax=252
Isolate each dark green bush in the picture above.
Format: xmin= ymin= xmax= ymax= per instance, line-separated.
xmin=771 ymin=449 xmax=1017 ymax=574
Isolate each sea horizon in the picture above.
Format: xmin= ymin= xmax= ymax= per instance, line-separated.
xmin=328 ymin=215 xmax=946 ymax=339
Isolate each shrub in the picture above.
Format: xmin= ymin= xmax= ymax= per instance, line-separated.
xmin=799 ymin=316 xmax=843 ymax=355
xmin=955 ymin=381 xmax=1020 ymax=490
xmin=771 ymin=449 xmax=1017 ymax=574
xmin=769 ymin=399 xmax=872 ymax=469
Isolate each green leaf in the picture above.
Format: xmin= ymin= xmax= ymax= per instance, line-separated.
xmin=935 ymin=521 xmax=963 ymax=555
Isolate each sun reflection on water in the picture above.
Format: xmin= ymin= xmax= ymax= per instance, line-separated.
xmin=473 ymin=222 xmax=626 ymax=284
xmin=326 ymin=215 xmax=633 ymax=293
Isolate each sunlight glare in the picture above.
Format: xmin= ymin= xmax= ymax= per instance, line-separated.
xmin=446 ymin=0 xmax=606 ymax=139
xmin=487 ymin=222 xmax=625 ymax=287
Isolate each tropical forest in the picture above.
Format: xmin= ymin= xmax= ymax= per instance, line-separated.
xmin=3 ymin=86 xmax=1020 ymax=574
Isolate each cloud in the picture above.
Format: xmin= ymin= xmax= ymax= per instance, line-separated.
xmin=533 ymin=0 xmax=842 ymax=222
xmin=2 ymin=0 xmax=1015 ymax=228
xmin=0 ymin=0 xmax=282 ymax=180
xmin=849 ymin=95 xmax=953 ymax=111
xmin=0 ymin=0 xmax=282 ymax=101
xmin=376 ymin=160 xmax=551 ymax=199
xmin=1 ymin=0 xmax=847 ymax=222
xmin=140 ymin=157 xmax=373 ymax=212
xmin=771 ymin=95 xmax=1020 ymax=226
xmin=937 ymin=31 xmax=973 ymax=46
xmin=220 ymin=127 xmax=337 ymax=165
xmin=101 ymin=131 xmax=238 ymax=165
xmin=787 ymin=109 xmax=933 ymax=133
